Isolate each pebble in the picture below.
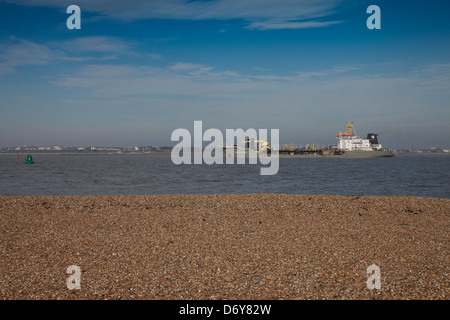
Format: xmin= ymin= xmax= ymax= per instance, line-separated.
xmin=0 ymin=194 xmax=448 ymax=300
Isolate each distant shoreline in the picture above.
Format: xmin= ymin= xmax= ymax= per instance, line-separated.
xmin=1 ymin=151 xmax=449 ymax=156
xmin=394 ymin=152 xmax=450 ymax=155
xmin=0 ymin=151 xmax=171 ymax=155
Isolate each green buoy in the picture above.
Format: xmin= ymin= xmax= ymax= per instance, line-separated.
xmin=25 ymin=155 xmax=34 ymax=164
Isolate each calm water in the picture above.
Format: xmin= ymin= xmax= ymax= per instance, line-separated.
xmin=0 ymin=153 xmax=449 ymax=198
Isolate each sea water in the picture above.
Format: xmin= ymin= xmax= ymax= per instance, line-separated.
xmin=0 ymin=153 xmax=448 ymax=198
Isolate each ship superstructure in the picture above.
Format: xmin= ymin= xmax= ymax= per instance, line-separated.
xmin=336 ymin=121 xmax=383 ymax=152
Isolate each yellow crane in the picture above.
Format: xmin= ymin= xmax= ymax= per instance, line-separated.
xmin=346 ymin=120 xmax=357 ymax=136
xmin=243 ymin=139 xmax=271 ymax=152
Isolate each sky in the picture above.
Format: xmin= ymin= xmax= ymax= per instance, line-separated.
xmin=0 ymin=0 xmax=449 ymax=149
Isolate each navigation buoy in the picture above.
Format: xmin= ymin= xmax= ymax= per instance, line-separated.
xmin=25 ymin=155 xmax=34 ymax=164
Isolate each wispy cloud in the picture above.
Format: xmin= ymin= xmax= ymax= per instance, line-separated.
xmin=6 ymin=0 xmax=347 ymax=30
xmin=150 ymin=37 xmax=179 ymax=43
xmin=169 ymin=63 xmax=215 ymax=77
xmin=0 ymin=36 xmax=138 ymax=73
xmin=51 ymin=36 xmax=137 ymax=56
xmin=148 ymin=53 xmax=163 ymax=60
xmin=0 ymin=37 xmax=61 ymax=74
xmin=52 ymin=60 xmax=450 ymax=101
xmin=246 ymin=20 xmax=343 ymax=30
xmin=169 ymin=62 xmax=210 ymax=71
xmin=46 ymin=59 xmax=450 ymax=148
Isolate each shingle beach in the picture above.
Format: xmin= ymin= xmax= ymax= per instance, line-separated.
xmin=0 ymin=194 xmax=448 ymax=300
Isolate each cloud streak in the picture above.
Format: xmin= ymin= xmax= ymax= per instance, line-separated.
xmin=0 ymin=38 xmax=60 ymax=74
xmin=6 ymin=0 xmax=347 ymax=30
xmin=51 ymin=36 xmax=136 ymax=55
xmin=0 ymin=36 xmax=138 ymax=73
xmin=246 ymin=19 xmax=343 ymax=30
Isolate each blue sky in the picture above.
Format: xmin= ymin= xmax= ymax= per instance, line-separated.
xmin=0 ymin=0 xmax=449 ymax=148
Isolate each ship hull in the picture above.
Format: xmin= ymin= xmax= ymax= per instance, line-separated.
xmin=224 ymin=149 xmax=394 ymax=159
xmin=278 ymin=150 xmax=394 ymax=159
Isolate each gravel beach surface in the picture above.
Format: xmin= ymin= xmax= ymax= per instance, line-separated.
xmin=0 ymin=194 xmax=448 ymax=300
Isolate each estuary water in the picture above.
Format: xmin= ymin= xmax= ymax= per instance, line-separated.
xmin=0 ymin=153 xmax=449 ymax=198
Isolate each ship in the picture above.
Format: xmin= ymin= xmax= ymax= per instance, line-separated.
xmin=222 ymin=121 xmax=394 ymax=159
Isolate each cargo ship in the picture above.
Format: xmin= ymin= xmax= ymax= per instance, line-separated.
xmin=278 ymin=121 xmax=394 ymax=158
xmin=223 ymin=121 xmax=394 ymax=158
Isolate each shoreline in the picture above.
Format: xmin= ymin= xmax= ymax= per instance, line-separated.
xmin=1 ymin=194 xmax=448 ymax=300
xmin=0 ymin=152 xmax=171 ymax=155
xmin=2 ymin=151 xmax=450 ymax=156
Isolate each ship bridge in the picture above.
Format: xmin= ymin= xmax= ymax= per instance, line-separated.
xmin=336 ymin=121 xmax=382 ymax=151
